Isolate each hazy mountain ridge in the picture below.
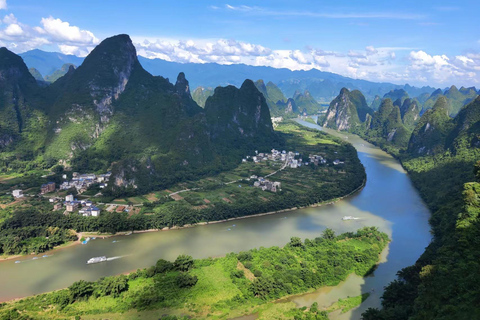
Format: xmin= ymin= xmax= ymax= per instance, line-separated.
xmin=422 ymin=85 xmax=478 ymax=116
xmin=19 ymin=49 xmax=436 ymax=106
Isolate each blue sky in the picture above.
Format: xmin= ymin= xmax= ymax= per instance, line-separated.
xmin=1 ymin=0 xmax=479 ymax=87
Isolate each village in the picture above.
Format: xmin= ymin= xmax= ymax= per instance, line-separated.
xmin=7 ymin=147 xmax=347 ymax=216
xmin=243 ymin=149 xmax=345 ymax=192
xmin=10 ymin=171 xmax=122 ymax=217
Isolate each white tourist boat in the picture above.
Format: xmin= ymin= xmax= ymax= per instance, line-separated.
xmin=342 ymin=216 xmax=360 ymax=221
xmin=87 ymin=256 xmax=107 ymax=264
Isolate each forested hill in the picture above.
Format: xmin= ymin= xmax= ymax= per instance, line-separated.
xmin=362 ymin=97 xmax=480 ymax=319
xmin=0 ymin=34 xmax=280 ymax=195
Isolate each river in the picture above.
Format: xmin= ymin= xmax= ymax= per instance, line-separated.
xmin=0 ymin=120 xmax=432 ymax=320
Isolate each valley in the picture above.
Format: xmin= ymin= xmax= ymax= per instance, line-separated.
xmin=0 ymin=3 xmax=477 ymax=317
xmin=0 ymin=120 xmax=433 ymax=320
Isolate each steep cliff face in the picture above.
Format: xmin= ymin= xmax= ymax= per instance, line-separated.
xmin=366 ymin=99 xmax=410 ymax=147
xmin=322 ymin=88 xmax=372 ymax=133
xmin=408 ymin=96 xmax=454 ymax=155
xmin=48 ymin=34 xmax=138 ymax=122
xmin=400 ymin=98 xmax=420 ymax=130
xmin=282 ymin=98 xmax=298 ymax=114
xmin=205 ymin=79 xmax=274 ymax=143
xmin=0 ymin=47 xmax=42 ymax=149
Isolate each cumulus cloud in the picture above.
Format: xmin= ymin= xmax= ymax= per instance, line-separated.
xmin=40 ymin=17 xmax=99 ymax=45
xmin=135 ymin=38 xmax=271 ymax=64
xmin=406 ymin=50 xmax=480 ymax=85
xmin=0 ymin=14 xmax=99 ymax=56
xmin=0 ymin=0 xmax=6 ymax=10
xmin=4 ymin=23 xmax=23 ymax=36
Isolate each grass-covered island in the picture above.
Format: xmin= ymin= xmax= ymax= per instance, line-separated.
xmin=0 ymin=121 xmax=366 ymax=258
xmin=0 ymin=227 xmax=388 ymax=319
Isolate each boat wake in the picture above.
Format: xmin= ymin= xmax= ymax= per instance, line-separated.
xmin=106 ymin=255 xmax=125 ymax=261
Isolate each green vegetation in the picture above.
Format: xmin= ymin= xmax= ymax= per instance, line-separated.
xmin=422 ymin=85 xmax=478 ymax=116
xmin=191 ymin=86 xmax=214 ymax=107
xmin=326 ymin=293 xmax=370 ymax=314
xmin=0 ymin=35 xmax=284 ymax=199
xmin=321 ymin=88 xmax=373 ymax=134
xmin=44 ymin=63 xmax=75 ymax=83
xmin=0 ymin=227 xmax=388 ymax=319
xmin=0 ymin=121 xmax=365 ymax=258
xmin=293 ymin=90 xmax=322 ymax=115
xmin=362 ymin=96 xmax=480 ymax=319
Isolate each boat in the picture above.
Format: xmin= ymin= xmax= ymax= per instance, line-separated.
xmin=87 ymin=256 xmax=107 ymax=264
xmin=125 ymin=232 xmax=132 ymax=236
xmin=15 ymin=261 xmax=20 ymax=264
xmin=32 ymin=257 xmax=38 ymax=260
xmin=82 ymin=237 xmax=91 ymax=245
xmin=42 ymin=255 xmax=48 ymax=258
xmin=342 ymin=216 xmax=360 ymax=221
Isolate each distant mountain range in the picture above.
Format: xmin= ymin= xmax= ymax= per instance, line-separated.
xmin=19 ymin=49 xmax=437 ymax=104
xmin=321 ymin=83 xmax=479 ymax=154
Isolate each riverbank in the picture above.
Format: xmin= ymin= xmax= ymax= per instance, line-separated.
xmin=0 ymin=177 xmax=365 ymax=266
xmin=0 ymin=227 xmax=389 ymax=319
xmin=111 ymin=177 xmax=367 ymax=237
xmin=0 ymin=233 xmax=82 ymax=263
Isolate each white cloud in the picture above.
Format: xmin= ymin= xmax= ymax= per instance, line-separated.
xmin=136 ymin=38 xmax=271 ymax=64
xmin=40 ymin=17 xmax=99 ymax=45
xmin=0 ymin=0 xmax=7 ymax=10
xmin=221 ymin=4 xmax=425 ymax=20
xmin=365 ymin=46 xmax=378 ymax=55
xmin=133 ymin=36 xmax=479 ymax=87
xmin=406 ymin=50 xmax=480 ymax=85
xmin=0 ymin=14 xmax=98 ymax=56
xmin=3 ymin=13 xmax=16 ymax=24
xmin=4 ymin=23 xmax=22 ymax=36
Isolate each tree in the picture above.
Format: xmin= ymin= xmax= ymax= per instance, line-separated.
xmin=174 ymin=254 xmax=194 ymax=271
xmin=474 ymin=160 xmax=480 ymax=181
xmin=95 ymin=275 xmax=129 ymax=298
xmin=155 ymin=259 xmax=174 ymax=274
xmin=322 ymin=228 xmax=335 ymax=240
xmin=69 ymin=280 xmax=94 ymax=301
xmin=52 ymin=165 xmax=64 ymax=174
xmin=289 ymin=236 xmax=304 ymax=247
xmin=176 ymin=272 xmax=198 ymax=288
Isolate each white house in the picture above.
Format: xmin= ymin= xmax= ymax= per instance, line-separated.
xmin=12 ymin=190 xmax=23 ymax=198
xmin=65 ymin=194 xmax=74 ymax=202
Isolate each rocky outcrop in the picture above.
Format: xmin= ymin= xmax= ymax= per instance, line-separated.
xmin=322 ymin=88 xmax=372 ymax=133
xmin=205 ymin=79 xmax=274 ymax=143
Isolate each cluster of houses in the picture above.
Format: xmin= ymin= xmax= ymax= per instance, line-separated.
xmin=250 ymin=175 xmax=281 ymax=192
xmin=243 ymin=149 xmax=301 ymax=167
xmin=59 ymin=172 xmax=111 ymax=194
xmin=243 ymin=149 xmax=344 ymax=169
xmin=58 ymin=194 xmax=101 ymax=217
